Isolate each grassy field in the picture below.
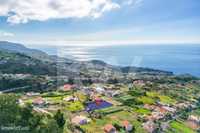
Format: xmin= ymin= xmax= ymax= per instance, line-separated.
xmin=95 ymin=106 xmax=123 ymax=115
xmin=24 ymin=98 xmax=34 ymax=104
xmin=146 ymin=92 xmax=176 ymax=105
xmin=81 ymin=111 xmax=147 ymax=133
xmin=137 ymin=96 xmax=155 ymax=104
xmin=117 ymin=94 xmax=134 ymax=101
xmin=65 ymin=101 xmax=84 ymax=112
xmin=134 ymin=108 xmax=151 ymax=115
xmin=74 ymin=92 xmax=87 ymax=102
xmin=80 ymin=116 xmax=112 ymax=133
xmin=167 ymin=120 xmax=196 ymax=133
xmin=45 ymin=96 xmax=63 ymax=103
xmin=107 ymin=111 xmax=147 ymax=133
xmin=102 ymin=96 xmax=122 ymax=106
xmin=158 ymin=95 xmax=176 ymax=105
xmin=146 ymin=92 xmax=159 ymax=97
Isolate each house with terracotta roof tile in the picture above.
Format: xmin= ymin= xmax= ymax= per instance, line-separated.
xmin=32 ymin=97 xmax=46 ymax=107
xmin=121 ymin=120 xmax=133 ymax=132
xmin=61 ymin=84 xmax=75 ymax=91
xmin=104 ymin=124 xmax=117 ymax=133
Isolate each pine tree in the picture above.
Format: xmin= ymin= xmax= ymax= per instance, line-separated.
xmin=54 ymin=110 xmax=65 ymax=128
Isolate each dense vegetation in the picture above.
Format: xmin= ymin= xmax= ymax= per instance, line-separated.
xmin=0 ymin=94 xmax=65 ymax=133
xmin=0 ymin=51 xmax=57 ymax=75
xmin=1 ymin=42 xmax=200 ymax=133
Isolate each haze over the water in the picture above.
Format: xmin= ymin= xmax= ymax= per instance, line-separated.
xmin=28 ymin=43 xmax=200 ymax=77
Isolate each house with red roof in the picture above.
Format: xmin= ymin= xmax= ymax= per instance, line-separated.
xmin=62 ymin=84 xmax=74 ymax=91
xmin=94 ymin=97 xmax=103 ymax=105
xmin=104 ymin=124 xmax=117 ymax=133
xmin=33 ymin=97 xmax=46 ymax=107
xmin=121 ymin=120 xmax=133 ymax=132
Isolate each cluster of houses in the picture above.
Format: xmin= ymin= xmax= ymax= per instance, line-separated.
xmin=80 ymin=85 xmax=121 ymax=98
xmin=15 ymin=82 xmax=200 ymax=133
xmin=144 ymin=103 xmax=176 ymax=121
xmin=59 ymin=83 xmax=120 ymax=98
xmin=141 ymin=100 xmax=199 ymax=133
xmin=59 ymin=84 xmax=130 ymax=132
xmin=0 ymin=73 xmax=31 ymax=80
xmin=142 ymin=121 xmax=156 ymax=133
xmin=142 ymin=103 xmax=177 ymax=132
xmin=133 ymin=80 xmax=146 ymax=87
xmin=70 ymin=115 xmax=134 ymax=133
xmin=133 ymin=80 xmax=153 ymax=87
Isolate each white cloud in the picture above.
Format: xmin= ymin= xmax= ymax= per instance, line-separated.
xmin=123 ymin=0 xmax=143 ymax=6
xmin=0 ymin=0 xmax=121 ymax=24
xmin=0 ymin=31 xmax=15 ymax=37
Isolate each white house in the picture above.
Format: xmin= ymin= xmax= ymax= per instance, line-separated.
xmin=95 ymin=86 xmax=105 ymax=94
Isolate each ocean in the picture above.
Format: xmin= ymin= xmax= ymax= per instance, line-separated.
xmin=29 ymin=44 xmax=200 ymax=77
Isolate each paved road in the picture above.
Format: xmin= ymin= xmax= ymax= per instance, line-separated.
xmin=1 ymin=86 xmax=30 ymax=93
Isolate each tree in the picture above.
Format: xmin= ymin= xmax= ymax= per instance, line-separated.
xmin=0 ymin=94 xmax=63 ymax=133
xmin=29 ymin=113 xmax=43 ymax=131
xmin=42 ymin=119 xmax=60 ymax=133
xmin=20 ymin=104 xmax=33 ymax=126
xmin=180 ymin=111 xmax=189 ymax=120
xmin=197 ymin=128 xmax=200 ymax=133
xmin=107 ymin=78 xmax=119 ymax=84
xmin=82 ymin=79 xmax=93 ymax=86
xmin=30 ymin=115 xmax=60 ymax=133
xmin=54 ymin=110 xmax=65 ymax=128
xmin=68 ymin=78 xmax=74 ymax=85
xmin=0 ymin=94 xmax=21 ymax=126
xmin=113 ymin=123 xmax=122 ymax=131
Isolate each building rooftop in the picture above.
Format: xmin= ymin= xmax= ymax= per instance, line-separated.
xmin=104 ymin=124 xmax=116 ymax=133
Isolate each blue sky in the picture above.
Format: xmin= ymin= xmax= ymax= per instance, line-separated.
xmin=0 ymin=0 xmax=200 ymax=46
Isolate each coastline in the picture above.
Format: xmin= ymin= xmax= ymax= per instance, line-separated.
xmin=27 ymin=44 xmax=200 ymax=77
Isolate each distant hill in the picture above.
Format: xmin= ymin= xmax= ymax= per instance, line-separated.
xmin=0 ymin=50 xmax=56 ymax=75
xmin=0 ymin=41 xmax=173 ymax=78
xmin=0 ymin=41 xmax=51 ymax=61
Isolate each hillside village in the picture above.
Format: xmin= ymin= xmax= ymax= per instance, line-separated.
xmin=0 ymin=42 xmax=200 ymax=133
xmin=13 ymin=77 xmax=200 ymax=133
